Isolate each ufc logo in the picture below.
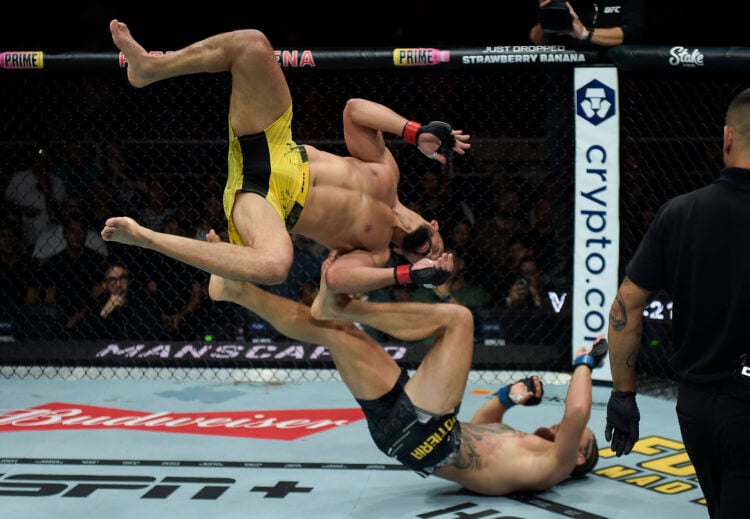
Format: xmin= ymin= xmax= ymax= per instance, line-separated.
xmin=603 ymin=6 xmax=621 ymax=14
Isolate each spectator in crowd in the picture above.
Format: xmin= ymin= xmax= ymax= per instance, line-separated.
xmin=32 ymin=194 xmax=108 ymax=262
xmin=525 ymin=177 xmax=559 ymax=272
xmin=84 ymin=177 xmax=121 ymax=232
xmin=101 ymin=141 xmax=147 ymax=217
xmin=41 ymin=216 xmax=108 ymax=338
xmin=86 ymin=261 xmax=163 ymax=340
xmin=0 ymin=220 xmax=40 ymax=339
xmin=474 ymin=180 xmax=531 ymax=277
xmin=444 ymin=219 xmax=483 ymax=283
xmin=445 ymin=219 xmax=479 ymax=256
xmin=143 ymin=218 xmax=207 ymax=340
xmin=52 ymin=140 xmax=103 ymax=199
xmin=474 ymin=230 xmax=535 ymax=307
xmin=503 ymin=255 xmax=571 ymax=346
xmin=137 ymin=178 xmax=176 ymax=232
xmin=529 ymin=0 xmax=643 ymax=50
xmin=505 ymin=256 xmax=569 ymax=311
xmin=4 ymin=146 xmax=67 ymax=253
xmin=408 ymin=170 xmax=474 ymax=234
xmin=191 ymin=192 xmax=225 ymax=242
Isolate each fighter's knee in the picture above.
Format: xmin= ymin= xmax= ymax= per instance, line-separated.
xmin=263 ymin=262 xmax=292 ymax=286
xmin=438 ymin=302 xmax=472 ymax=322
xmin=453 ymin=304 xmax=474 ymax=328
xmin=231 ymin=29 xmax=274 ymax=58
xmin=323 ymin=269 xmax=345 ymax=293
xmin=440 ymin=304 xmax=474 ymax=334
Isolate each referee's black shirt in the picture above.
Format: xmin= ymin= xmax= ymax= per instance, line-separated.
xmin=626 ymin=167 xmax=750 ymax=385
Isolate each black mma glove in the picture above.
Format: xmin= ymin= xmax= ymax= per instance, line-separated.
xmin=393 ymin=263 xmax=450 ymax=288
xmin=497 ymin=376 xmax=544 ymax=408
xmin=402 ymin=120 xmax=456 ymax=159
xmin=605 ymin=391 xmax=640 ymax=456
xmin=572 ymin=339 xmax=608 ymax=370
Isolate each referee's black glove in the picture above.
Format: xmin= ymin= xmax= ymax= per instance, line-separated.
xmin=604 ymin=391 xmax=640 ymax=456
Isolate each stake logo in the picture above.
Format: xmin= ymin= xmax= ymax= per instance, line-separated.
xmin=0 ymin=403 xmax=364 ymax=440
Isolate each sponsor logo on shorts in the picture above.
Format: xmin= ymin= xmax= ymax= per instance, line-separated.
xmin=410 ymin=415 xmax=457 ymax=461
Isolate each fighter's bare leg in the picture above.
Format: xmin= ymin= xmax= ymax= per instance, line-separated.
xmin=205 ymin=234 xmax=400 ymax=400
xmin=313 ymin=255 xmax=475 ymax=414
xmin=109 ymin=19 xmax=290 ymax=136
xmin=312 ymin=255 xmax=468 ymax=343
xmin=101 ymin=214 xmax=290 ymax=284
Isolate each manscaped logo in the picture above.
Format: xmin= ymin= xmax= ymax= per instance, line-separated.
xmin=0 ymin=403 xmax=364 ymax=440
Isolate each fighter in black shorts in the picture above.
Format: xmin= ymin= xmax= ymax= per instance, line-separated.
xmin=357 ymin=369 xmax=461 ymax=476
xmin=208 ymin=251 xmax=605 ymax=495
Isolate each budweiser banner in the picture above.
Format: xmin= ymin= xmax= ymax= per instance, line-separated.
xmin=0 ymin=403 xmax=364 ymax=440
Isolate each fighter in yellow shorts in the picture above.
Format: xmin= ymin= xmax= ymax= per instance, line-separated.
xmin=103 ymin=19 xmax=470 ymax=295
xmin=224 ymin=105 xmax=309 ymax=244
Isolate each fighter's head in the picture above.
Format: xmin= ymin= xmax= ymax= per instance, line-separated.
xmin=533 ymin=424 xmax=599 ymax=478
xmin=397 ymin=221 xmax=444 ymax=263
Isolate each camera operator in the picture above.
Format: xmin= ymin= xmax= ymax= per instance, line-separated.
xmin=529 ymin=0 xmax=643 ymax=49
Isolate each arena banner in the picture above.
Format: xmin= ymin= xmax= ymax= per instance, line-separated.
xmin=572 ymin=67 xmax=620 ymax=383
xmin=5 ymin=45 xmax=749 ymax=73
xmin=0 ymin=46 xmax=602 ymax=71
xmin=609 ymin=45 xmax=750 ymax=72
xmin=0 ymin=340 xmax=566 ymax=371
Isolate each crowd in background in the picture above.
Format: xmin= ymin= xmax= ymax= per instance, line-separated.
xmin=0 ymin=137 xmax=589 ymax=346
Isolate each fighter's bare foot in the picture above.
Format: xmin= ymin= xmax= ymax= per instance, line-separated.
xmin=100 ymin=216 xmax=150 ymax=246
xmin=311 ymin=256 xmax=349 ymax=321
xmin=109 ymin=19 xmax=155 ymax=88
xmin=207 ymin=274 xmax=243 ymax=303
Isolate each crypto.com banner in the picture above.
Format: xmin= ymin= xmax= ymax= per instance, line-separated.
xmin=572 ymin=67 xmax=620 ymax=383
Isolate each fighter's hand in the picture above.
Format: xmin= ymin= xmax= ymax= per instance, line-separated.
xmin=408 ymin=253 xmax=453 ymax=287
xmin=573 ymin=334 xmax=608 ymax=370
xmin=416 ymin=122 xmax=470 ymax=164
xmin=605 ymin=391 xmax=640 ymax=456
xmin=101 ymin=216 xmax=148 ymax=247
xmin=510 ymin=375 xmax=544 ymax=406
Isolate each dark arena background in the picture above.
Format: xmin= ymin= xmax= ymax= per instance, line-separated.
xmin=1 ymin=42 xmax=748 ymax=398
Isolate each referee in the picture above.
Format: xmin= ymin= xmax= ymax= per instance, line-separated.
xmin=604 ymin=87 xmax=750 ymax=518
